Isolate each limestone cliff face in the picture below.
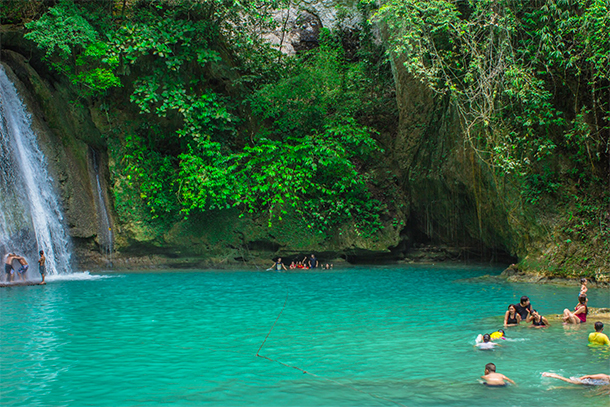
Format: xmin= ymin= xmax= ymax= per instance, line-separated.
xmin=1 ymin=27 xmax=122 ymax=267
xmin=0 ymin=21 xmax=406 ymax=270
xmin=1 ymin=46 xmax=99 ymax=241
xmin=386 ymin=37 xmax=608 ymax=280
xmin=9 ymin=0 xmax=603 ymax=274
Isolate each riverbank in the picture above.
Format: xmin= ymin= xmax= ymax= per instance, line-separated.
xmin=500 ymin=263 xmax=610 ymax=287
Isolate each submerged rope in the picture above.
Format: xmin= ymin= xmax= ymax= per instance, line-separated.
xmin=255 ymin=291 xmax=408 ymax=407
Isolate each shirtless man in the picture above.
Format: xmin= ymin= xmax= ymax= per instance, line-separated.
xmin=542 ymin=372 xmax=610 ymax=386
xmin=4 ymin=253 xmax=16 ymax=283
xmin=481 ymin=363 xmax=516 ymax=386
xmin=38 ymin=250 xmax=46 ymax=285
xmin=14 ymin=255 xmax=29 ymax=282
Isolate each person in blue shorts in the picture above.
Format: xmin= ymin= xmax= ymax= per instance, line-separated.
xmin=15 ymin=255 xmax=29 ymax=282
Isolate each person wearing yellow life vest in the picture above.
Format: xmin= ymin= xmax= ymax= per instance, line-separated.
xmin=490 ymin=329 xmax=506 ymax=341
xmin=589 ymin=322 xmax=610 ymax=346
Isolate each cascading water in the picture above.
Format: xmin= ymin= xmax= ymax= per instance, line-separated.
xmin=90 ymin=147 xmax=113 ymax=265
xmin=0 ymin=65 xmax=73 ymax=277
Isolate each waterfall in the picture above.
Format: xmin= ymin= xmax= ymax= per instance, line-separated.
xmin=90 ymin=147 xmax=113 ymax=264
xmin=0 ymin=66 xmax=73 ymax=276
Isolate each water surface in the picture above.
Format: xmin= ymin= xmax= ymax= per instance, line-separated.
xmin=1 ymin=265 xmax=608 ymax=406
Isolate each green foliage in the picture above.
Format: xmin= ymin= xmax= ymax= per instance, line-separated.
xmin=23 ymin=0 xmax=393 ymax=235
xmin=24 ymin=1 xmax=98 ymax=63
xmin=375 ymin=0 xmax=609 ymax=192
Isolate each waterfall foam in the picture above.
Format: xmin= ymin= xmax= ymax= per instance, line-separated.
xmin=0 ymin=65 xmax=73 ymax=276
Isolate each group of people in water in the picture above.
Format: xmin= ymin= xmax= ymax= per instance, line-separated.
xmin=268 ymin=254 xmax=333 ymax=271
xmin=2 ymin=250 xmax=46 ymax=284
xmin=477 ymin=278 xmax=609 ymax=387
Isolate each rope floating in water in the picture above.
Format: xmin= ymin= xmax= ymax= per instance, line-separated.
xmin=255 ymin=291 xmax=408 ymax=407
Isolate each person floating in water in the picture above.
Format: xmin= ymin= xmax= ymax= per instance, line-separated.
xmin=268 ymin=257 xmax=287 ymax=271
xmin=475 ymin=334 xmax=498 ymax=350
xmin=481 ymin=363 xmax=515 ymax=386
xmin=489 ymin=329 xmax=506 ymax=341
xmin=38 ymin=250 xmax=46 ymax=285
xmin=589 ymin=322 xmax=610 ymax=346
xmin=542 ymin=372 xmax=610 ymax=386
xmin=15 ymin=255 xmax=29 ymax=282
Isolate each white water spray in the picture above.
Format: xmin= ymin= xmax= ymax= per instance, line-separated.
xmin=0 ymin=66 xmax=72 ymax=276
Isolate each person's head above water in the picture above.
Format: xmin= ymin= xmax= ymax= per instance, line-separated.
xmin=595 ymin=322 xmax=604 ymax=332
xmin=485 ymin=363 xmax=496 ymax=373
xmin=520 ymin=296 xmax=530 ymax=305
xmin=508 ymin=304 xmax=516 ymax=312
xmin=483 ymin=334 xmax=491 ymax=343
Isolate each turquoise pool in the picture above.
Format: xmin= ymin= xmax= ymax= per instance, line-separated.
xmin=1 ymin=265 xmax=608 ymax=406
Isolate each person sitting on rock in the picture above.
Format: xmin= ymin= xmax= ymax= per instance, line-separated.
xmin=562 ymin=294 xmax=588 ymax=324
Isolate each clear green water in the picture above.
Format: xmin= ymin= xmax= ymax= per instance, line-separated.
xmin=1 ymin=265 xmax=608 ymax=407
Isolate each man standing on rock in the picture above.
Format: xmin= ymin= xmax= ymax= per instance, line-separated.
xmin=14 ymin=255 xmax=29 ymax=282
xmin=38 ymin=250 xmax=46 ymax=285
xmin=3 ymin=253 xmax=16 ymax=283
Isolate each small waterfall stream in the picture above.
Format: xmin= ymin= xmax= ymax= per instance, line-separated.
xmin=90 ymin=147 xmax=113 ymax=265
xmin=0 ymin=66 xmax=73 ymax=277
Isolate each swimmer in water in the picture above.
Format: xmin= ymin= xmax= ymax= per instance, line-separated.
xmin=490 ymin=329 xmax=506 ymax=341
xmin=542 ymin=372 xmax=610 ymax=386
xmin=475 ymin=334 xmax=498 ymax=350
xmin=481 ymin=363 xmax=515 ymax=387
